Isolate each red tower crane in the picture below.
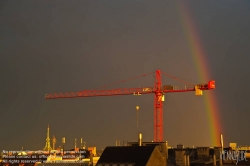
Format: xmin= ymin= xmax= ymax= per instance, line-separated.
xmin=45 ymin=70 xmax=215 ymax=142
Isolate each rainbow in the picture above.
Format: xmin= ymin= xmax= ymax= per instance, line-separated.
xmin=176 ymin=1 xmax=222 ymax=146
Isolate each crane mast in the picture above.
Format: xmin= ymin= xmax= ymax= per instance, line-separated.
xmin=45 ymin=70 xmax=215 ymax=142
xmin=154 ymin=70 xmax=163 ymax=142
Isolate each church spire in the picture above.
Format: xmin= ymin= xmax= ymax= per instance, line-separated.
xmin=43 ymin=124 xmax=52 ymax=151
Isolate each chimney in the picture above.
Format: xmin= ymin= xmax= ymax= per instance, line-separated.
xmin=138 ymin=133 xmax=142 ymax=146
xmin=220 ymin=134 xmax=224 ymax=149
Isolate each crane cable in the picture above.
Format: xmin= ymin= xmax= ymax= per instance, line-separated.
xmin=95 ymin=70 xmax=196 ymax=90
xmin=97 ymin=71 xmax=155 ymax=89
xmin=161 ymin=72 xmax=196 ymax=86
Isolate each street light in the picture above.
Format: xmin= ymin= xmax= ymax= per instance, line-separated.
xmin=136 ymin=106 xmax=139 ymax=128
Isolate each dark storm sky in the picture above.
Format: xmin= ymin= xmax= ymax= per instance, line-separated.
xmin=1 ymin=0 xmax=250 ymax=151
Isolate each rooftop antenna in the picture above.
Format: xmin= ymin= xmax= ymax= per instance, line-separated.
xmin=52 ymin=135 xmax=56 ymax=150
xmin=81 ymin=138 xmax=83 ymax=149
xmin=62 ymin=137 xmax=66 ymax=155
xmin=220 ymin=134 xmax=224 ymax=165
xmin=83 ymin=142 xmax=86 ymax=150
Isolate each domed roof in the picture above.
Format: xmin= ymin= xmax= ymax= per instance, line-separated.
xmin=18 ymin=151 xmax=27 ymax=155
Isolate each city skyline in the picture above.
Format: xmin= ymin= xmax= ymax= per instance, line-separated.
xmin=1 ymin=0 xmax=250 ymax=150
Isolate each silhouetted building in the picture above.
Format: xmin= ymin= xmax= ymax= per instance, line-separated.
xmin=96 ymin=146 xmax=166 ymax=166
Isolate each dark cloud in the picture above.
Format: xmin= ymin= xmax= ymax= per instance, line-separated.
xmin=1 ymin=0 xmax=250 ymax=150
